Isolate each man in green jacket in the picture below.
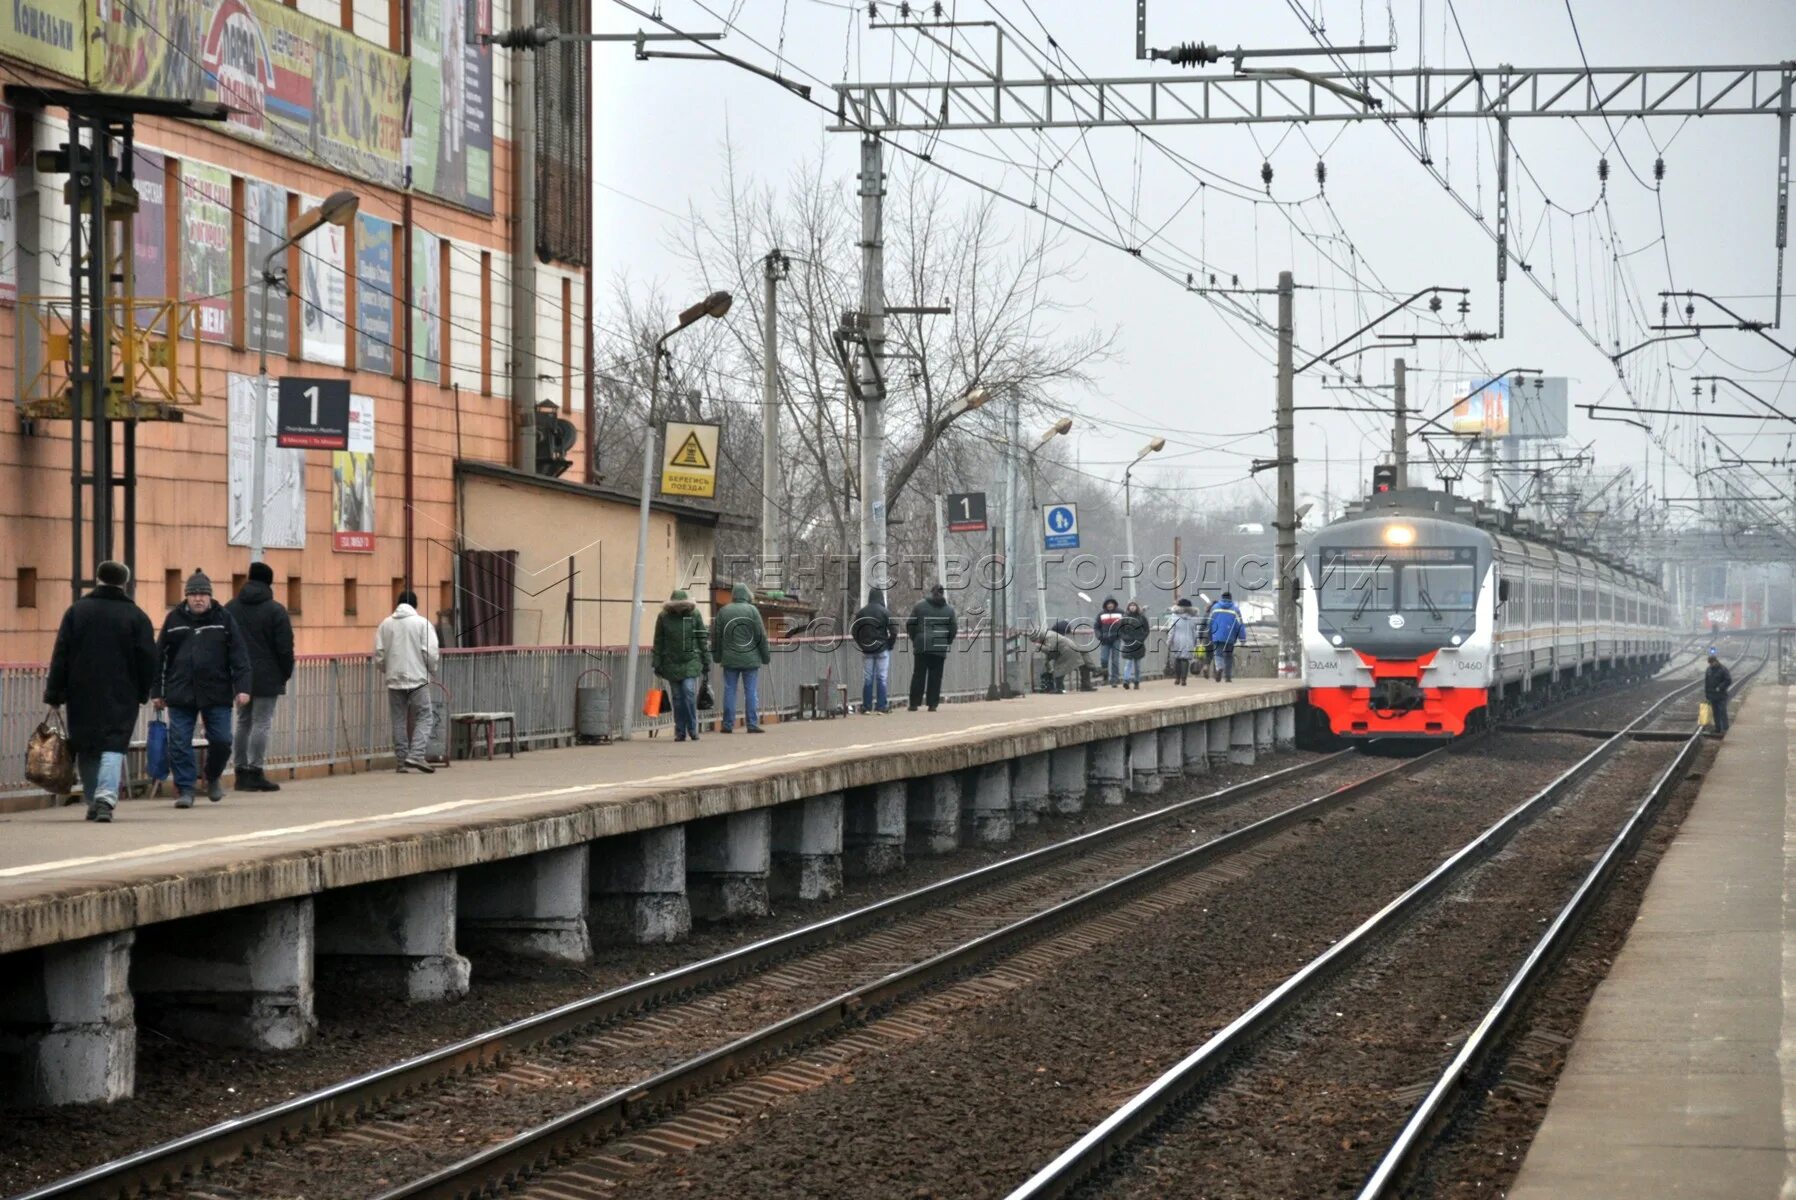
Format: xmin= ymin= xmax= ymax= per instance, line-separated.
xmin=652 ymin=589 xmax=711 ymax=742
xmin=710 ymin=582 xmax=770 ymax=733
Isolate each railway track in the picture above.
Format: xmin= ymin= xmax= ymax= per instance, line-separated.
xmin=1004 ymin=654 xmax=1763 ymax=1200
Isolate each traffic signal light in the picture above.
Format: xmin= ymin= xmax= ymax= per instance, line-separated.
xmin=1372 ymin=463 xmax=1398 ymax=494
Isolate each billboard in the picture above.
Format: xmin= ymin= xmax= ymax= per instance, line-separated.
xmin=1451 ymin=375 xmax=1570 ymax=441
xmin=410 ymin=0 xmax=494 ymax=213
xmin=88 ymin=0 xmax=406 ymax=189
xmin=181 ymin=161 xmax=233 ymax=342
xmin=0 ymin=104 xmax=16 ymax=303
xmin=2 ymin=1 xmax=85 ymax=77
xmin=228 ymin=373 xmax=307 ymax=549
xmin=243 ymin=180 xmax=289 ymax=355
xmin=355 ymin=215 xmax=396 ymax=375
xmin=333 ymin=394 xmax=376 ymax=552
xmin=132 ymin=148 xmax=166 ymax=326
xmin=297 ymin=197 xmax=347 ymax=366
xmin=411 ymin=228 xmax=442 ymax=383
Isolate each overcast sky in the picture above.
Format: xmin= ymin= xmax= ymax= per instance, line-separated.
xmin=593 ymin=0 xmax=1796 ymax=524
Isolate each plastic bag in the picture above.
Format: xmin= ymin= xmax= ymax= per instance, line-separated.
xmin=1699 ymin=700 xmax=1714 ymax=730
xmin=26 ymin=709 xmax=76 ymax=794
xmin=643 ymin=687 xmax=670 ymax=717
xmin=146 ymin=713 xmax=169 ymax=782
xmin=697 ymin=678 xmax=715 ymax=712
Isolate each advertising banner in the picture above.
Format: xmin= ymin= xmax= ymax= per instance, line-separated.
xmin=411 ymin=228 xmax=442 ymax=383
xmin=355 ymin=215 xmax=396 ymax=375
xmin=181 ymin=161 xmax=233 ymax=342
xmin=1451 ymin=376 xmax=1511 ymax=437
xmin=333 ymin=394 xmax=376 ymax=553
xmin=228 ymin=373 xmax=307 ymax=549
xmin=2 ymin=1 xmax=84 ymax=78
xmin=298 ymin=197 xmax=348 ymax=366
xmin=660 ymin=422 xmax=720 ymax=499
xmin=243 ymin=180 xmax=289 ymax=355
xmin=132 ymin=148 xmax=166 ymax=317
xmin=88 ymin=0 xmax=406 ymax=189
xmin=0 ymin=104 xmax=16 ymax=303
xmin=410 ymin=0 xmax=494 ymax=213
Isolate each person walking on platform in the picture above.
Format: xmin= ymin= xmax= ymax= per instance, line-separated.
xmin=1704 ymin=648 xmax=1733 ymax=735
xmin=1167 ymin=598 xmax=1202 ymax=686
xmin=1206 ymin=592 xmax=1247 ymax=683
xmin=1116 ymin=600 xmax=1150 ymax=689
xmin=711 ymin=582 xmax=769 ymax=733
xmin=654 ymin=589 xmax=710 ymax=742
xmin=226 ymin=562 xmax=294 ymax=792
xmin=377 ymin=589 xmax=441 ymax=773
xmin=852 ymin=587 xmax=898 ymax=713
xmin=1096 ymin=596 xmax=1124 ymax=686
xmin=44 ymin=561 xmax=156 ymax=822
xmin=907 ymin=584 xmax=958 ymax=712
xmin=155 ymin=570 xmax=251 ymax=808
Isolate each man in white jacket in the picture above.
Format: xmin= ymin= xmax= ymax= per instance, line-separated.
xmin=376 ymin=590 xmax=441 ymax=773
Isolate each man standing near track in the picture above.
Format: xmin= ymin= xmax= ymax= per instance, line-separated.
xmin=1704 ymin=647 xmax=1732 ymax=735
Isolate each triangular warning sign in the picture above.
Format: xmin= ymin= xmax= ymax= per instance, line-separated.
xmin=670 ymin=431 xmax=711 ymax=469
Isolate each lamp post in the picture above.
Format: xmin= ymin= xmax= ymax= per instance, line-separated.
xmin=620 ymin=290 xmax=734 ymax=740
xmin=1122 ymin=437 xmax=1166 ymax=604
xmin=931 ymin=386 xmax=992 ymax=588
xmin=1028 ymin=417 xmax=1074 ymax=632
xmin=250 ymin=189 xmax=358 ymax=563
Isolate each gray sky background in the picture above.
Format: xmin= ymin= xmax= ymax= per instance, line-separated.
xmin=593 ymin=0 xmax=1796 ymax=522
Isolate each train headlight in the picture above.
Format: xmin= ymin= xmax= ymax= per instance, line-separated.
xmin=1331 ymin=634 xmax=1344 ymax=646
xmin=1450 ymin=634 xmax=1462 ymax=646
xmin=1383 ymin=523 xmax=1416 ymax=547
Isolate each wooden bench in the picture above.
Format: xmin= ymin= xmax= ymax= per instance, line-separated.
xmin=451 ymin=712 xmax=518 ymax=761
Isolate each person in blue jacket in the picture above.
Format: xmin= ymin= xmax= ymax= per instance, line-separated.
xmin=1205 ymin=591 xmax=1247 ymax=683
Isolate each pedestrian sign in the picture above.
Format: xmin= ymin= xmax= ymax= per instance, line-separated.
xmin=661 ymin=421 xmax=721 ymax=498
xmin=1044 ymin=503 xmax=1079 ymax=550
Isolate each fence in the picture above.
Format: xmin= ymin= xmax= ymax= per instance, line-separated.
xmin=1 ymin=631 xmax=1273 ymax=803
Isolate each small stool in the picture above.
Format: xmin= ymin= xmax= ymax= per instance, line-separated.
xmin=452 ymin=712 xmax=518 ymax=760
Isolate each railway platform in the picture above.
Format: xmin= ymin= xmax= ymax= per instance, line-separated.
xmin=1510 ymin=683 xmax=1796 ymax=1197
xmin=0 ymin=680 xmax=1300 ymax=1107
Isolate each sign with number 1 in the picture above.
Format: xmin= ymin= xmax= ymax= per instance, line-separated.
xmin=946 ymin=491 xmax=988 ymax=533
xmin=276 ymin=377 xmax=352 ymax=449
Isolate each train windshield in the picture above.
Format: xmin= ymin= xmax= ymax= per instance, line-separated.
xmin=1399 ymin=564 xmax=1478 ymax=613
xmin=1315 ymin=559 xmax=1395 ymax=614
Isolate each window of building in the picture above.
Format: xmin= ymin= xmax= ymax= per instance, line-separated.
xmin=561 ymin=275 xmax=573 ymax=411
xmin=286 ymin=576 xmax=304 ymax=617
xmin=343 ymin=577 xmax=358 ymax=617
xmin=165 ymin=569 xmax=183 ymax=608
xmin=17 ymin=567 xmax=36 ymax=608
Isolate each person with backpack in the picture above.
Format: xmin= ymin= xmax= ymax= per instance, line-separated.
xmin=652 ymin=589 xmax=710 ymax=742
xmin=1095 ymin=596 xmax=1124 ymax=686
xmin=225 ymin=561 xmax=294 ymax=791
xmin=852 ymin=588 xmax=898 ymax=714
xmin=154 ymin=570 xmax=252 ymax=808
xmin=710 ymin=582 xmax=770 ymax=733
xmin=44 ymin=560 xmax=157 ymax=822
xmin=376 ymin=589 xmax=442 ymax=773
xmin=1116 ymin=599 xmax=1150 ymax=689
xmin=906 ymin=585 xmax=958 ymax=712
xmin=1206 ymin=591 xmax=1248 ymax=682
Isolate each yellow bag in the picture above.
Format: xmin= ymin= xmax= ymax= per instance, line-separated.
xmin=1698 ymin=701 xmax=1714 ymax=729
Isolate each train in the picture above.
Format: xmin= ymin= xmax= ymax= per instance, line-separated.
xmin=1301 ymin=486 xmax=1674 ymax=739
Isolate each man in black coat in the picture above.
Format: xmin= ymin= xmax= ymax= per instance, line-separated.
xmin=906 ymin=585 xmax=959 ymax=712
xmin=44 ymin=561 xmax=157 ymax=822
xmin=1704 ymin=648 xmax=1733 ymax=735
xmin=226 ymin=562 xmax=295 ymax=792
xmin=154 ymin=569 xmax=251 ymax=809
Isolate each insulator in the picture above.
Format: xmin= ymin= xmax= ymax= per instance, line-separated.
xmin=1653 ymin=156 xmax=1665 ymax=183
xmin=1660 ymin=300 xmax=1669 ymax=320
xmin=1231 ymin=274 xmax=1240 ymax=287
xmin=1261 ymin=160 xmax=1274 ymax=189
xmin=1458 ymin=297 xmax=1471 ymax=316
xmin=1208 ymin=273 xmax=1217 ymax=286
xmin=1150 ymin=41 xmax=1221 ymax=67
xmin=1685 ymin=301 xmax=1696 ymax=320
xmin=1186 ymin=272 xmax=1194 ymax=287
xmin=1429 ymin=293 xmax=1443 ymax=312
xmin=899 ymin=2 xmax=911 ymax=17
xmin=868 ymin=3 xmax=879 ymax=18
xmin=1598 ymin=156 xmax=1609 ymax=183
xmin=1315 ymin=160 xmax=1327 ymax=189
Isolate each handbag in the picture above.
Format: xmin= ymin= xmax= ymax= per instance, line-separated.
xmin=26 ymin=708 xmax=76 ymax=794
xmin=696 ymin=677 xmax=715 ymax=712
xmin=643 ymin=686 xmax=670 ymax=717
xmin=145 ymin=712 xmax=170 ymax=783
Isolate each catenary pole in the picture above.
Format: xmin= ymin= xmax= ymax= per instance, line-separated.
xmin=509 ymin=0 xmax=539 ymax=473
xmin=1392 ymin=357 xmax=1408 ymax=487
xmin=761 ymin=250 xmax=786 ymax=586
xmin=857 ymin=136 xmax=886 ymax=601
xmin=1276 ymin=270 xmax=1299 ymax=678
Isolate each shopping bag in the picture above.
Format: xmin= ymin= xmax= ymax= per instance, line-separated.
xmin=1698 ymin=700 xmax=1714 ymax=730
xmin=26 ymin=708 xmax=76 ymax=794
xmin=643 ymin=687 xmax=669 ymax=717
xmin=145 ymin=713 xmax=169 ymax=782
xmin=696 ymin=678 xmax=715 ymax=712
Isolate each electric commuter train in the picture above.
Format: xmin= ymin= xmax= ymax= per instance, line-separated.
xmin=1302 ymin=486 xmax=1673 ymax=739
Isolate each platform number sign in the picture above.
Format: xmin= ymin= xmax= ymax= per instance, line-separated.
xmin=275 ymin=377 xmax=352 ymax=449
xmin=946 ymin=491 xmax=988 ymax=533
xmin=1043 ymin=502 xmax=1079 ymax=550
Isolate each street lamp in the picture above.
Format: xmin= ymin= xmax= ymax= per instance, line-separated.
xmin=250 ymin=189 xmax=358 ymax=563
xmin=620 ymin=290 xmax=734 ymax=739
xmin=1029 ymin=417 xmax=1074 ymax=631
xmin=1123 ymin=437 xmax=1166 ymax=604
xmin=931 ymin=385 xmax=992 ymax=588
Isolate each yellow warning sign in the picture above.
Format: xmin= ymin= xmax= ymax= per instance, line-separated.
xmin=660 ymin=421 xmax=721 ymax=498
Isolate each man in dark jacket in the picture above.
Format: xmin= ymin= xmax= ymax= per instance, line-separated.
xmin=652 ymin=589 xmax=710 ymax=742
xmin=852 ymin=588 xmax=898 ymax=714
xmin=154 ymin=570 xmax=251 ymax=808
xmin=44 ymin=561 xmax=156 ymax=822
xmin=225 ymin=562 xmax=294 ymax=792
xmin=1095 ymin=596 xmax=1123 ymax=686
xmin=1704 ymin=648 xmax=1733 ymax=735
xmin=906 ymin=585 xmax=958 ymax=712
xmin=1116 ymin=600 xmax=1150 ymax=689
xmin=710 ymin=582 xmax=770 ymax=733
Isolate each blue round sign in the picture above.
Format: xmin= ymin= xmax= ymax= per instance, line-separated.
xmin=1047 ymin=506 xmax=1075 ymax=532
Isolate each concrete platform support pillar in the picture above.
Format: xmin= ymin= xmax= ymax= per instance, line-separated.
xmin=1254 ymin=709 xmax=1275 ymax=755
xmin=315 ymin=873 xmax=470 ymax=1003
xmin=1182 ymin=722 xmax=1211 ymax=776
xmin=962 ymin=762 xmax=1014 ymax=846
xmin=1129 ymin=730 xmax=1162 ymax=794
xmin=772 ymin=794 xmax=844 ymax=903
xmin=1229 ymin=713 xmax=1257 ymax=766
xmin=133 ymin=899 xmax=316 ymax=1050
xmin=591 ymin=827 xmax=691 ymax=945
xmin=0 ymin=932 xmax=135 ymax=1106
xmin=1207 ymin=719 xmax=1231 ymax=768
xmin=907 ymin=774 xmax=962 ymax=854
xmin=688 ymin=810 xmax=773 ymax=922
xmin=1157 ymin=727 xmax=1184 ymax=785
xmin=1275 ymin=705 xmax=1297 ymax=751
xmin=844 ymin=782 xmax=907 ymax=877
xmin=1011 ymin=754 xmax=1050 ymax=826
xmin=1089 ymin=737 xmax=1128 ymax=806
xmin=458 ymin=846 xmax=593 ymax=963
xmin=1049 ymin=745 xmax=1088 ymax=813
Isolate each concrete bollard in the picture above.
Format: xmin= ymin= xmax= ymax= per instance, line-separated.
xmin=591 ymin=826 xmax=691 ymax=944
xmin=1129 ymin=730 xmax=1162 ymax=794
xmin=772 ymin=793 xmax=845 ymax=903
xmin=1011 ymin=753 xmax=1050 ymax=826
xmin=1183 ymin=721 xmax=1211 ymax=776
xmin=315 ymin=872 xmax=471 ymax=1003
xmin=1158 ymin=727 xmax=1185 ymax=785
xmin=1208 ymin=718 xmax=1232 ymax=768
xmin=459 ymin=845 xmax=593 ymax=963
xmin=907 ymin=774 xmax=962 ymax=854
xmin=1230 ymin=712 xmax=1257 ymax=766
xmin=1254 ymin=708 xmax=1275 ymax=756
xmin=1049 ymin=744 xmax=1089 ymax=813
xmin=134 ymin=898 xmax=317 ymax=1050
xmin=1089 ymin=737 xmax=1128 ymax=805
xmin=0 ymin=932 xmax=136 ymax=1106
xmin=844 ymin=782 xmax=907 ymax=877
xmin=1276 ymin=705 xmax=1297 ymax=751
xmin=687 ymin=810 xmax=773 ymax=922
xmin=963 ymin=762 xmax=1014 ymax=846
